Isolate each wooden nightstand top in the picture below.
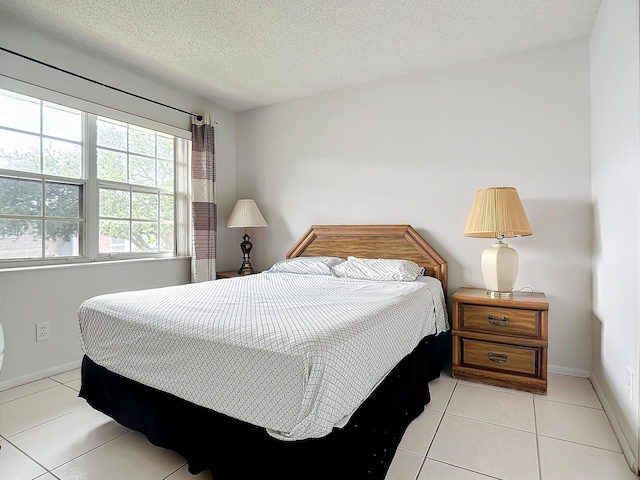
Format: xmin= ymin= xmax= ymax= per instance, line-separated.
xmin=216 ymin=270 xmax=260 ymax=279
xmin=453 ymin=287 xmax=548 ymax=310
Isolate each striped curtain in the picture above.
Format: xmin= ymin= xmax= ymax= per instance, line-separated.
xmin=190 ymin=113 xmax=217 ymax=282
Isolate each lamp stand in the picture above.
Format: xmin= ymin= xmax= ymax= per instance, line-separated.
xmin=481 ymin=239 xmax=518 ymax=298
xmin=237 ymin=230 xmax=255 ymax=275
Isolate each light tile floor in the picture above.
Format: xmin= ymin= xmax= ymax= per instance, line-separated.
xmin=1 ymin=367 xmax=637 ymax=480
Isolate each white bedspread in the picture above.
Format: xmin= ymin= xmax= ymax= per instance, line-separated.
xmin=78 ymin=272 xmax=448 ymax=441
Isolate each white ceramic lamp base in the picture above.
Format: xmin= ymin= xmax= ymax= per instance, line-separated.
xmin=481 ymin=241 xmax=518 ymax=297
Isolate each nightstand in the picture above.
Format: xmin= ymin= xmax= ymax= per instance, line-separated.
xmin=451 ymin=287 xmax=549 ymax=394
xmin=216 ymin=270 xmax=260 ymax=279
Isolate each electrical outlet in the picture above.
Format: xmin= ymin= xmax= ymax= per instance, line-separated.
xmin=627 ymin=367 xmax=633 ymax=401
xmin=36 ymin=322 xmax=51 ymax=342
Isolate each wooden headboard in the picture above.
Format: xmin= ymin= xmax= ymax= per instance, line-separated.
xmin=286 ymin=224 xmax=447 ymax=296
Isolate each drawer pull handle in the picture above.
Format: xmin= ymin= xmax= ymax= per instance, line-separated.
xmin=488 ymin=352 xmax=509 ymax=363
xmin=488 ymin=315 xmax=509 ymax=326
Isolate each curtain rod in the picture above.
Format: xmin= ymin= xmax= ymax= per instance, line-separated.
xmin=0 ymin=46 xmax=215 ymax=124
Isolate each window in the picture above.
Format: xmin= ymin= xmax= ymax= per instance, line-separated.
xmin=0 ymin=86 xmax=190 ymax=266
xmin=96 ymin=118 xmax=175 ymax=254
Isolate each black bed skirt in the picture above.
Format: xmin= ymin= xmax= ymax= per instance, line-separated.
xmin=80 ymin=331 xmax=449 ymax=480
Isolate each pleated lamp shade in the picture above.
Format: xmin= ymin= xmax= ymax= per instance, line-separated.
xmin=464 ymin=187 xmax=532 ymax=239
xmin=464 ymin=187 xmax=532 ymax=297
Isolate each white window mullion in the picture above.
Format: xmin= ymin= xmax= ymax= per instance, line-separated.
xmin=128 ymin=184 xmax=133 ymax=254
xmin=85 ymin=114 xmax=99 ymax=259
xmin=39 ymin=98 xmax=44 ymax=175
xmin=174 ymin=137 xmax=191 ymax=257
xmin=39 ymin=99 xmax=45 ymax=259
xmin=40 ymin=179 xmax=45 ymax=258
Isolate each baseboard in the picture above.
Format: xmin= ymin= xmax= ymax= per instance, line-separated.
xmin=548 ymin=364 xmax=590 ymax=378
xmin=590 ymin=374 xmax=638 ymax=474
xmin=0 ymin=359 xmax=82 ymax=392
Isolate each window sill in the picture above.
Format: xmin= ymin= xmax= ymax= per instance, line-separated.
xmin=0 ymin=255 xmax=191 ymax=273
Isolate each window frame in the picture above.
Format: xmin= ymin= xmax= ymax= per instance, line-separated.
xmin=0 ymin=78 xmax=192 ymax=269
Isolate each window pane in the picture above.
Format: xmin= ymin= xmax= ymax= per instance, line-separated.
xmin=97 ymin=149 xmax=127 ymax=182
xmin=0 ymin=129 xmax=40 ymax=173
xmin=157 ymin=160 xmax=174 ymax=189
xmin=0 ymin=219 xmax=41 ymax=259
xmin=132 ymin=192 xmax=158 ymax=220
xmin=0 ymin=177 xmax=42 ymax=216
xmin=43 ymin=103 xmax=81 ymax=141
xmin=157 ymin=134 xmax=173 ymax=160
xmin=99 ymin=188 xmax=129 ymax=218
xmin=159 ymin=222 xmax=173 ymax=252
xmin=159 ymin=194 xmax=174 ymax=221
xmin=45 ymin=220 xmax=80 ymax=256
xmin=45 ymin=183 xmax=81 ymax=218
xmin=97 ymin=118 xmax=127 ymax=150
xmin=129 ymin=155 xmax=155 ymax=186
xmin=131 ymin=221 xmax=157 ymax=252
xmin=0 ymin=89 xmax=40 ymax=133
xmin=99 ymin=220 xmax=130 ymax=253
xmin=43 ymin=139 xmax=82 ymax=178
xmin=129 ymin=126 xmax=155 ymax=156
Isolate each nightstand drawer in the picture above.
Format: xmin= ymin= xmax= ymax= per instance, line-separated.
xmin=459 ymin=304 xmax=539 ymax=338
xmin=461 ymin=338 xmax=538 ymax=376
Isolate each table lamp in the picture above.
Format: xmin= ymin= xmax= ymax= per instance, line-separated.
xmin=464 ymin=187 xmax=532 ymax=297
xmin=226 ymin=199 xmax=268 ymax=275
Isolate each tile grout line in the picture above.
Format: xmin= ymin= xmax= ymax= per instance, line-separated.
xmin=0 ymin=383 xmax=62 ymax=406
xmin=426 ymin=458 xmax=504 ymax=480
xmin=53 ymin=430 xmax=132 ymax=473
xmin=162 ymin=463 xmax=190 ymax=480
xmin=412 ymin=378 xmax=458 ymax=479
xmin=2 ymin=435 xmax=52 ymax=478
xmin=3 ymin=402 xmax=89 ymax=439
xmin=536 ymin=432 xmax=628 ymax=454
xmin=533 ymin=393 xmax=542 ymax=480
xmin=535 ymin=397 xmax=604 ymax=411
xmin=441 ymin=411 xmax=537 ymax=434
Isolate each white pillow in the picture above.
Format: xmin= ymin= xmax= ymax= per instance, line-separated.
xmin=266 ymin=256 xmax=345 ymax=275
xmin=331 ymin=256 xmax=425 ymax=282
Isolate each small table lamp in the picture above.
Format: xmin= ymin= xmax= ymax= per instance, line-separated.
xmin=464 ymin=187 xmax=532 ymax=297
xmin=226 ymin=199 xmax=268 ymax=275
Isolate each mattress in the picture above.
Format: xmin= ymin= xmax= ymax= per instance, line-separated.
xmin=78 ymin=272 xmax=448 ymax=441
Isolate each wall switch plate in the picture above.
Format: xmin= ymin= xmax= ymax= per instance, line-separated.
xmin=36 ymin=322 xmax=51 ymax=342
xmin=626 ymin=367 xmax=633 ymax=401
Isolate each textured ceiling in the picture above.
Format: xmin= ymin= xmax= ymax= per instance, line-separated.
xmin=0 ymin=0 xmax=602 ymax=112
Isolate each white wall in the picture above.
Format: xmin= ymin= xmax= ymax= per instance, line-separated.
xmin=589 ymin=0 xmax=640 ymax=471
xmin=0 ymin=259 xmax=191 ymax=388
xmin=0 ymin=15 xmax=237 ymax=388
xmin=236 ymin=40 xmax=592 ymax=374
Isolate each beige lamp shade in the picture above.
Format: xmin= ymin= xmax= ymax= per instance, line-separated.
xmin=464 ymin=187 xmax=532 ymax=297
xmin=226 ymin=199 xmax=268 ymax=228
xmin=464 ymin=187 xmax=532 ymax=239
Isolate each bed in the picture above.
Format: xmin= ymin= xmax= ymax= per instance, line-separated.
xmin=78 ymin=224 xmax=450 ymax=479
